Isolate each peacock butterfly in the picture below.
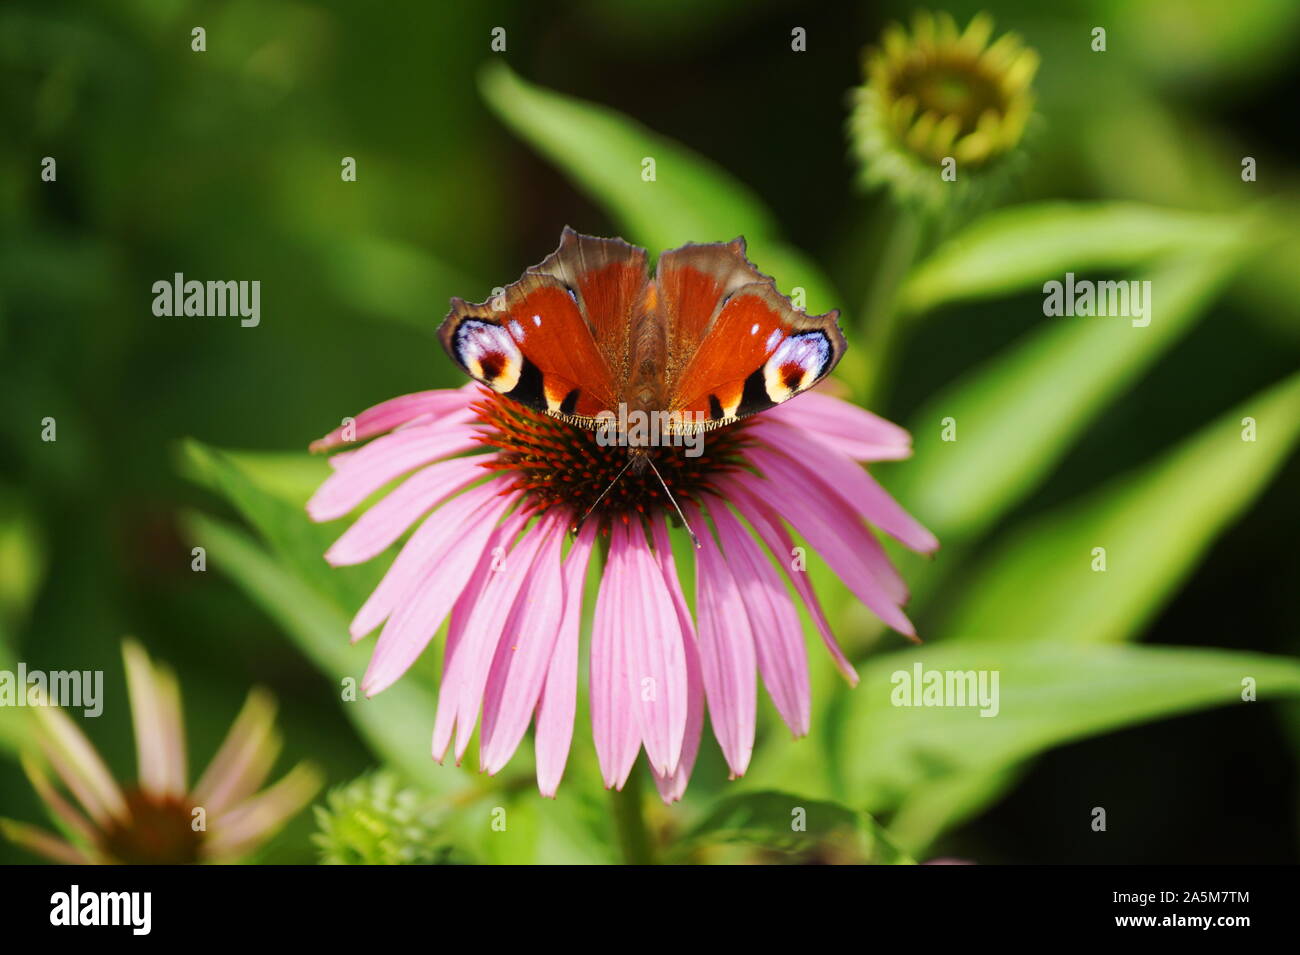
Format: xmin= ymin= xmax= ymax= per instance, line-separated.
xmin=438 ymin=227 xmax=845 ymax=440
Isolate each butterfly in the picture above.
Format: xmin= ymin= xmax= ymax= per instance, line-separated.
xmin=438 ymin=227 xmax=845 ymax=438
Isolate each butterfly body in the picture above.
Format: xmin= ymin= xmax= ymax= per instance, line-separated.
xmin=439 ymin=228 xmax=845 ymax=443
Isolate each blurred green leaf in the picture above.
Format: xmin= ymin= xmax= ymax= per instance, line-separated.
xmin=200 ymin=449 xmax=331 ymax=510
xmin=318 ymin=233 xmax=482 ymax=331
xmin=899 ymin=201 xmax=1242 ymax=314
xmin=181 ymin=509 xmax=460 ymax=795
xmin=0 ymin=490 xmax=44 ymax=634
xmin=0 ymin=639 xmax=24 ymax=756
xmin=895 ymin=247 xmax=1246 ymax=539
xmin=840 ymin=641 xmax=1300 ymax=812
xmin=877 ymin=370 xmax=1300 ymax=854
xmin=884 ymin=765 xmax=1024 ymax=857
xmin=1100 ymin=0 xmax=1300 ymax=88
xmin=0 ymin=493 xmax=43 ymax=758
xmin=441 ymin=789 xmax=619 ymax=865
xmin=682 ymin=789 xmax=913 ymax=863
xmin=177 ymin=439 xmax=378 ymax=610
xmin=479 ymin=60 xmax=774 ymax=250
xmin=945 ymin=369 xmax=1300 ymax=647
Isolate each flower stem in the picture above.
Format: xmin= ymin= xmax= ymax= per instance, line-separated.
xmin=610 ymin=764 xmax=656 ymax=865
xmin=857 ymin=203 xmax=924 ymax=407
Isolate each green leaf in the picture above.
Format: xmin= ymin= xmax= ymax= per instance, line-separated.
xmin=944 ymin=368 xmax=1300 ymax=647
xmin=0 ymin=640 xmax=26 ymax=756
xmin=899 ymin=201 xmax=1242 ymax=314
xmin=479 ymin=61 xmax=774 ymax=251
xmin=180 ymin=510 xmax=462 ymax=795
xmin=177 ymin=439 xmax=379 ymax=610
xmin=0 ymin=489 xmax=45 ymax=635
xmin=0 ymin=492 xmax=43 ymax=757
xmin=477 ymin=63 xmax=864 ymax=384
xmin=317 ymin=233 xmax=482 ymax=331
xmin=884 ymin=765 xmax=1024 ymax=857
xmin=840 ymin=641 xmax=1300 ymax=812
xmin=894 ymin=247 xmax=1247 ymax=539
xmin=682 ymin=789 xmax=913 ymax=863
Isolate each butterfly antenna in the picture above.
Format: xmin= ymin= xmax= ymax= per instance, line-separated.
xmin=645 ymin=455 xmax=701 ymax=549
xmin=577 ymin=455 xmax=638 ymax=530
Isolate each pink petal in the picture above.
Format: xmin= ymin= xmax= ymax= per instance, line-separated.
xmin=752 ymin=419 xmax=938 ymax=554
xmin=309 ymin=388 xmax=475 ymax=452
xmin=590 ymin=522 xmax=642 ymax=790
xmin=451 ymin=516 xmax=552 ymax=763
xmin=744 ymin=448 xmax=910 ymax=606
xmin=191 ymin=688 xmax=281 ymax=817
xmin=306 ymin=423 xmax=480 ymax=522
xmin=767 ymin=390 xmax=913 ymax=461
xmin=349 ymin=478 xmax=512 ymax=640
xmin=361 ymin=491 xmax=517 ymax=696
xmin=708 ymin=499 xmax=811 ymax=737
xmin=31 ymin=699 xmax=128 ymax=826
xmin=432 ymin=513 xmax=526 ymax=764
xmin=325 ymin=407 xmax=479 ymax=471
xmin=534 ymin=521 xmax=598 ymax=797
xmin=20 ymin=752 xmax=99 ymax=846
xmin=648 ymin=518 xmax=705 ymax=804
xmin=324 ymin=456 xmax=486 ymax=566
xmin=620 ymin=522 xmax=688 ymax=778
xmin=735 ymin=453 xmax=916 ymax=637
xmin=122 ymin=640 xmax=188 ymax=799
xmin=479 ymin=515 xmax=569 ymax=775
xmin=0 ymin=820 xmax=92 ymax=865
xmin=688 ymin=504 xmax=757 ymax=779
xmin=204 ymin=762 xmax=322 ymax=862
xmin=724 ymin=480 xmax=858 ymax=685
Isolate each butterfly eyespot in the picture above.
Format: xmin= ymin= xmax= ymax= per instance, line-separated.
xmin=453 ymin=319 xmax=523 ymax=393
xmin=762 ymin=330 xmax=831 ymax=403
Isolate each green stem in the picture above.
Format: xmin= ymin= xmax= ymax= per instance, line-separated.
xmin=610 ymin=763 xmax=656 ymax=865
xmin=857 ymin=203 xmax=924 ymax=408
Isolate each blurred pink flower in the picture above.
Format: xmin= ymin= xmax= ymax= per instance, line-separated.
xmin=1 ymin=640 xmax=321 ymax=864
xmin=308 ymin=385 xmax=936 ymax=802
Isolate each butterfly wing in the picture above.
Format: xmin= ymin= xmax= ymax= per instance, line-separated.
xmin=438 ymin=228 xmax=648 ymax=423
xmin=657 ymin=240 xmax=845 ymax=429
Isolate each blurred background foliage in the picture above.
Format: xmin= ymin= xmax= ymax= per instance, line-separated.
xmin=1 ymin=0 xmax=1298 ymax=863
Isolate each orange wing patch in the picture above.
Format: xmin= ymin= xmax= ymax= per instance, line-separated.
xmin=439 ymin=276 xmax=618 ymax=420
xmin=663 ymin=275 xmax=844 ymax=429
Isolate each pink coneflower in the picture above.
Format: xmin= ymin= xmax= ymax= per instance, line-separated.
xmin=307 ymin=384 xmax=936 ymax=802
xmin=0 ymin=640 xmax=321 ymax=864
